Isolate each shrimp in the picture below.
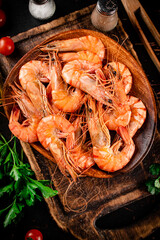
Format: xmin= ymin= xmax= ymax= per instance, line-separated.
xmin=62 ymin=60 xmax=114 ymax=106
xmin=103 ymin=62 xmax=132 ymax=94
xmin=99 ymin=102 xmax=131 ymax=131
xmin=127 ymin=95 xmax=147 ymax=137
xmin=19 ymin=60 xmax=52 ymax=116
xmin=66 ymin=117 xmax=95 ymax=172
xmin=109 ymin=95 xmax=147 ymax=148
xmin=86 ymin=96 xmax=111 ymax=148
xmin=43 ymin=35 xmax=105 ymax=60
xmin=9 ymin=86 xmax=41 ymax=143
xmin=37 ymin=114 xmax=78 ymax=181
xmin=98 ymin=76 xmax=132 ymax=131
xmin=9 ymin=106 xmax=40 ymax=143
xmin=50 ymin=52 xmax=85 ymax=112
xmin=93 ymin=126 xmax=135 ymax=172
xmin=86 ymin=96 xmax=135 ymax=172
xmin=58 ymin=50 xmax=102 ymax=68
xmin=46 ymin=81 xmax=62 ymax=114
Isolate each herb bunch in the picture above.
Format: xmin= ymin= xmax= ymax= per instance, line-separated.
xmin=146 ymin=163 xmax=160 ymax=195
xmin=0 ymin=134 xmax=58 ymax=227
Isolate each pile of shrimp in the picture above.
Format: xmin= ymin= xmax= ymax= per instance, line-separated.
xmin=8 ymin=35 xmax=147 ymax=181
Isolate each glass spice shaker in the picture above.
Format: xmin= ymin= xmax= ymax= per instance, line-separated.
xmin=29 ymin=0 xmax=56 ymax=20
xmin=91 ymin=0 xmax=118 ymax=32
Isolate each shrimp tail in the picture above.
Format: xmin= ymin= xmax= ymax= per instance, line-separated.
xmin=9 ymin=106 xmax=39 ymax=143
xmin=50 ymin=143 xmax=78 ymax=182
xmin=116 ymin=126 xmax=135 ymax=160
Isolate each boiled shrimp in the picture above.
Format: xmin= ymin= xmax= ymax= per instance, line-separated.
xmin=9 ymin=106 xmax=40 ymax=143
xmin=66 ymin=117 xmax=94 ymax=172
xmin=43 ymin=35 xmax=105 ymax=60
xmin=50 ymin=52 xmax=85 ymax=112
xmin=93 ymin=126 xmax=135 ymax=172
xmin=98 ymin=77 xmax=131 ymax=131
xmin=86 ymin=96 xmax=111 ymax=148
xmin=19 ymin=60 xmax=52 ymax=116
xmin=9 ymin=85 xmax=41 ymax=143
xmin=103 ymin=62 xmax=132 ymax=94
xmin=62 ymin=60 xmax=114 ymax=106
xmin=127 ymin=95 xmax=146 ymax=137
xmin=58 ymin=50 xmax=102 ymax=68
xmin=99 ymin=102 xmax=131 ymax=131
xmin=37 ymin=114 xmax=78 ymax=181
xmin=86 ymin=96 xmax=135 ymax=172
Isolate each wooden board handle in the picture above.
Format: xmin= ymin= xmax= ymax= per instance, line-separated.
xmin=121 ymin=0 xmax=160 ymax=72
xmin=134 ymin=10 xmax=160 ymax=72
xmin=140 ymin=6 xmax=160 ymax=46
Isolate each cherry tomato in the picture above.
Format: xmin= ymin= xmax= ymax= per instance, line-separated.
xmin=0 ymin=9 xmax=6 ymax=27
xmin=25 ymin=229 xmax=43 ymax=240
xmin=0 ymin=37 xmax=15 ymax=56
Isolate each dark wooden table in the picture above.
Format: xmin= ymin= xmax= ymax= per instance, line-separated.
xmin=0 ymin=0 xmax=160 ymax=239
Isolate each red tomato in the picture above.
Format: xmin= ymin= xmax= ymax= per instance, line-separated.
xmin=25 ymin=229 xmax=43 ymax=240
xmin=0 ymin=9 xmax=6 ymax=27
xmin=0 ymin=37 xmax=15 ymax=56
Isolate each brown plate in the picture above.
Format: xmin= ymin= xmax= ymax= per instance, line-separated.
xmin=2 ymin=29 xmax=157 ymax=178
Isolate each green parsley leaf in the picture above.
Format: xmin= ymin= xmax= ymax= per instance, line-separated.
xmin=0 ymin=169 xmax=3 ymax=180
xmin=3 ymin=200 xmax=24 ymax=227
xmin=146 ymin=163 xmax=160 ymax=195
xmin=146 ymin=179 xmax=160 ymax=195
xmin=149 ymin=163 xmax=160 ymax=175
xmin=0 ymin=140 xmax=4 ymax=146
xmin=0 ymin=134 xmax=58 ymax=227
xmin=0 ymin=182 xmax=14 ymax=197
xmin=0 ymin=203 xmax=13 ymax=217
xmin=0 ymin=145 xmax=8 ymax=162
xmin=37 ymin=179 xmax=51 ymax=185
xmin=29 ymin=178 xmax=58 ymax=198
xmin=155 ymin=176 xmax=160 ymax=189
xmin=3 ymin=152 xmax=12 ymax=165
xmin=21 ymin=182 xmax=37 ymax=206
xmin=10 ymin=165 xmax=22 ymax=181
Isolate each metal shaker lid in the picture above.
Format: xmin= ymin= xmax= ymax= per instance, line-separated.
xmin=33 ymin=0 xmax=48 ymax=4
xmin=97 ymin=0 xmax=118 ymax=15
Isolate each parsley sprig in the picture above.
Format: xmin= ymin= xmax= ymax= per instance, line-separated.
xmin=0 ymin=134 xmax=58 ymax=227
xmin=146 ymin=163 xmax=160 ymax=195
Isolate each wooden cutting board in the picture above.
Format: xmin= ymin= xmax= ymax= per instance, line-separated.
xmin=1 ymin=4 xmax=160 ymax=240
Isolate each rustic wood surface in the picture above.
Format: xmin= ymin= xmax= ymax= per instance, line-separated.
xmin=121 ymin=0 xmax=160 ymax=72
xmin=0 ymin=4 xmax=160 ymax=240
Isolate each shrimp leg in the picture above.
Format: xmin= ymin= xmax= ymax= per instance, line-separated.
xmin=19 ymin=60 xmax=52 ymax=116
xmin=66 ymin=117 xmax=95 ymax=172
xmin=103 ymin=62 xmax=132 ymax=94
xmin=50 ymin=52 xmax=85 ymax=112
xmin=9 ymin=84 xmax=41 ymax=143
xmin=37 ymin=115 xmax=78 ymax=181
xmin=86 ymin=96 xmax=135 ymax=172
xmin=62 ymin=60 xmax=114 ymax=105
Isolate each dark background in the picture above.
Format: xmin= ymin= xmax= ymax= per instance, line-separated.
xmin=0 ymin=0 xmax=160 ymax=239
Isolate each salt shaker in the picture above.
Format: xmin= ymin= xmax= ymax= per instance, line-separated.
xmin=29 ymin=0 xmax=56 ymax=20
xmin=91 ymin=0 xmax=118 ymax=32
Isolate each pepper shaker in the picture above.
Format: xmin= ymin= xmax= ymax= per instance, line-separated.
xmin=29 ymin=0 xmax=56 ymax=20
xmin=91 ymin=0 xmax=118 ymax=32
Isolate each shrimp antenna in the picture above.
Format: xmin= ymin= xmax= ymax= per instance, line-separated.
xmin=114 ymin=36 xmax=128 ymax=61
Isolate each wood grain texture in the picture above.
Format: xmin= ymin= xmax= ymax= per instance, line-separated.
xmin=121 ymin=0 xmax=160 ymax=72
xmin=0 ymin=5 xmax=159 ymax=240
